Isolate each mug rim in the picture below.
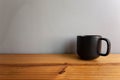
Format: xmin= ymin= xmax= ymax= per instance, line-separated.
xmin=77 ymin=35 xmax=102 ymax=37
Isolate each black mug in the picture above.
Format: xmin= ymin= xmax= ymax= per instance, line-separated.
xmin=77 ymin=35 xmax=111 ymax=60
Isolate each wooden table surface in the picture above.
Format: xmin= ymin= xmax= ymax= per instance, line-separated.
xmin=0 ymin=53 xmax=120 ymax=80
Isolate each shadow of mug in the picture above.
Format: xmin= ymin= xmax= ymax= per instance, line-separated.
xmin=64 ymin=39 xmax=76 ymax=54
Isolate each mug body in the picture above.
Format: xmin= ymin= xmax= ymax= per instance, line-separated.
xmin=77 ymin=35 xmax=102 ymax=60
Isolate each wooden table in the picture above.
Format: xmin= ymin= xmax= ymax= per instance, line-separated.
xmin=0 ymin=53 xmax=120 ymax=80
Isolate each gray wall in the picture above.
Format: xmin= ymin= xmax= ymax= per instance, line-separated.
xmin=0 ymin=0 xmax=119 ymax=53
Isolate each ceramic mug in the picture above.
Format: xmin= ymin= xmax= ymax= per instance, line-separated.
xmin=77 ymin=35 xmax=111 ymax=60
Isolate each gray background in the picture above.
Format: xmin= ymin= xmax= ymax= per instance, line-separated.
xmin=0 ymin=0 xmax=119 ymax=53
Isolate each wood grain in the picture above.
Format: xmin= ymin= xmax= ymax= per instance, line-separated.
xmin=0 ymin=53 xmax=120 ymax=80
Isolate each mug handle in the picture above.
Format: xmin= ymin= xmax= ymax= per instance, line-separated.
xmin=98 ymin=38 xmax=111 ymax=56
